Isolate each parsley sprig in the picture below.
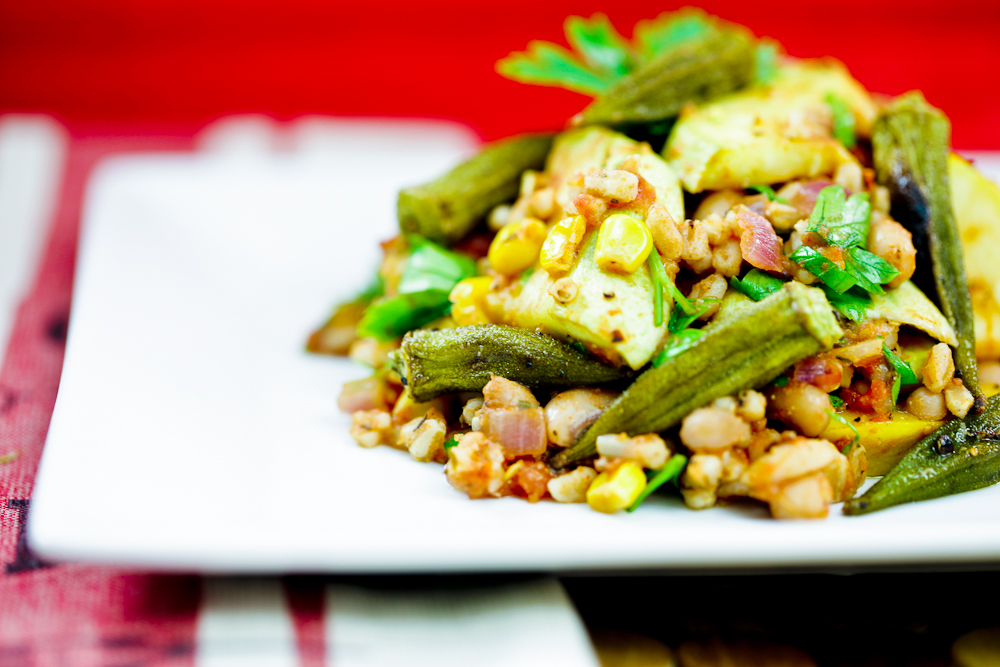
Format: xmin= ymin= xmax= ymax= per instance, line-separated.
xmin=497 ymin=11 xmax=781 ymax=97
xmin=789 ymin=185 xmax=899 ymax=298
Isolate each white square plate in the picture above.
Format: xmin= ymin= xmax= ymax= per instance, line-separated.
xmin=28 ymin=121 xmax=1000 ymax=572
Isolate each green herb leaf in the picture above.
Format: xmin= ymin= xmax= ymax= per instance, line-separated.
xmin=773 ymin=376 xmax=790 ymax=387
xmin=0 ymin=450 xmax=19 ymax=465
xmin=499 ymin=10 xmax=727 ymax=97
xmin=359 ymin=237 xmax=478 ymax=341
xmin=807 ymin=186 xmax=870 ymax=249
xmin=827 ymin=410 xmax=860 ymax=452
xmin=497 ymin=41 xmax=614 ymax=96
xmin=627 ymin=454 xmax=688 ymax=512
xmin=647 ymin=250 xmax=667 ymax=326
xmin=519 ymin=266 xmax=536 ymax=286
xmin=398 ymin=236 xmax=478 ymax=294
xmin=747 ymin=184 xmax=788 ymax=204
xmin=652 ymin=329 xmax=703 ymax=367
xmin=667 ymin=301 xmax=713 ymax=333
xmin=565 ymin=14 xmax=632 ymax=77
xmin=357 ymin=290 xmax=453 ymax=341
xmin=821 ymin=285 xmax=871 ymax=322
xmin=729 ymin=269 xmax=786 ymax=301
xmin=827 ymin=92 xmax=857 ymax=149
xmin=443 ymin=436 xmax=459 ymax=451
xmin=883 ymin=341 xmax=919 ymax=404
xmin=634 ymin=11 xmax=713 ymax=58
xmin=788 ymin=245 xmax=857 ymax=293
xmin=829 ymin=394 xmax=846 ymax=409
xmin=569 ymin=341 xmax=587 ymax=354
xmin=844 ymin=247 xmax=899 ymax=295
xmin=754 ymin=39 xmax=780 ymax=85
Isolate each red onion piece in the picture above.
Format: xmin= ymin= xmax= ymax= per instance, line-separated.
xmin=483 ymin=407 xmax=547 ymax=458
xmin=735 ymin=206 xmax=784 ymax=272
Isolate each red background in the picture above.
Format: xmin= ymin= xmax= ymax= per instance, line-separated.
xmin=1 ymin=0 xmax=999 ymax=146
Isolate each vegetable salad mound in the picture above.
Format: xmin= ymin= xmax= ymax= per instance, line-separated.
xmin=310 ymin=10 xmax=1000 ymax=519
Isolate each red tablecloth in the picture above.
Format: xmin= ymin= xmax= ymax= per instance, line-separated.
xmin=0 ymin=132 xmax=326 ymax=666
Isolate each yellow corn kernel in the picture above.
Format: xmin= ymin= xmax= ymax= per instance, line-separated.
xmin=540 ymin=215 xmax=587 ymax=276
xmin=488 ymin=218 xmax=547 ymax=276
xmin=449 ymin=276 xmax=493 ymax=326
xmin=594 ymin=213 xmax=654 ymax=274
xmin=586 ymin=461 xmax=647 ymax=513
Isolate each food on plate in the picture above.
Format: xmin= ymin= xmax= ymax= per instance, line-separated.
xmin=310 ymin=9 xmax=1000 ymax=519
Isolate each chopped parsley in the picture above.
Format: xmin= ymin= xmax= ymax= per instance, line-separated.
xmin=357 ymin=236 xmax=478 ymax=341
xmin=883 ymin=341 xmax=919 ymax=403
xmin=627 ymin=454 xmax=688 ymax=512
xmin=820 ymin=285 xmax=872 ymax=323
xmin=652 ymin=329 xmax=704 ymax=367
xmin=790 ymin=185 xmax=899 ymax=295
xmin=729 ymin=269 xmax=786 ymax=301
xmin=747 ymin=184 xmax=788 ymax=204
xmin=827 ymin=409 xmax=860 ymax=452
xmin=827 ymin=92 xmax=857 ymax=149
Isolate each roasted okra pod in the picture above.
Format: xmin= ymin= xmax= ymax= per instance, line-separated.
xmin=397 ymin=133 xmax=554 ymax=245
xmin=844 ymin=393 xmax=1000 ymax=515
xmin=571 ymin=24 xmax=755 ymax=128
xmin=873 ymin=92 xmax=985 ymax=412
xmin=389 ymin=324 xmax=634 ymax=402
xmin=551 ymin=283 xmax=843 ymax=467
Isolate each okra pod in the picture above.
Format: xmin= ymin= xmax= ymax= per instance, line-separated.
xmin=843 ymin=394 xmax=1000 ymax=515
xmin=872 ymin=92 xmax=985 ymax=412
xmin=552 ymin=283 xmax=843 ymax=467
xmin=389 ymin=324 xmax=634 ymax=402
xmin=571 ymin=25 xmax=755 ymax=128
xmin=397 ymin=133 xmax=554 ymax=246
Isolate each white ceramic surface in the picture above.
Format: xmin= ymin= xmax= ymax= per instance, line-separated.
xmin=27 ymin=121 xmax=1000 ymax=573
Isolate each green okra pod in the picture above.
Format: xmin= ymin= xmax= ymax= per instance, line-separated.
xmin=397 ymin=133 xmax=554 ymax=246
xmin=843 ymin=394 xmax=1000 ymax=515
xmin=389 ymin=324 xmax=634 ymax=402
xmin=551 ymin=283 xmax=843 ymax=468
xmin=872 ymin=92 xmax=985 ymax=412
xmin=571 ymin=25 xmax=755 ymax=128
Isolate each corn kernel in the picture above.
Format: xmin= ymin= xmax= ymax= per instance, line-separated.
xmin=488 ymin=218 xmax=547 ymax=276
xmin=586 ymin=461 xmax=647 ymax=513
xmin=594 ymin=213 xmax=653 ymax=274
xmin=449 ymin=276 xmax=491 ymax=304
xmin=449 ymin=276 xmax=492 ymax=326
xmin=540 ymin=215 xmax=587 ymax=276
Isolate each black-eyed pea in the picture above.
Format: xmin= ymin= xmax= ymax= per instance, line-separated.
xmin=680 ymin=407 xmax=751 ymax=452
xmin=767 ymin=381 xmax=832 ymax=437
xmin=906 ymin=386 xmax=949 ymax=421
xmin=769 ymin=472 xmax=833 ymax=520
